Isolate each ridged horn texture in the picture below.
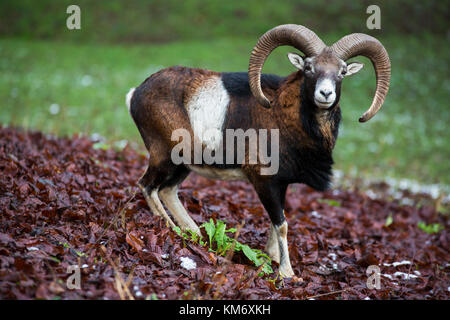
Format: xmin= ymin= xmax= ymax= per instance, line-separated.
xmin=330 ymin=33 xmax=391 ymax=122
xmin=248 ymin=24 xmax=326 ymax=108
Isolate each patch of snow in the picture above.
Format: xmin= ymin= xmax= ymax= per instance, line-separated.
xmin=10 ymin=87 xmax=18 ymax=98
xmin=311 ymin=211 xmax=321 ymax=218
xmin=81 ymin=75 xmax=93 ymax=87
xmin=333 ymin=169 xmax=344 ymax=181
xmin=328 ymin=253 xmax=337 ymax=261
xmin=365 ymin=189 xmax=378 ymax=199
xmin=90 ymin=132 xmax=106 ymax=142
xmin=180 ymin=256 xmax=197 ymax=270
xmin=334 ymin=173 xmax=450 ymax=204
xmin=27 ymin=246 xmax=39 ymax=251
xmin=387 ymin=178 xmax=447 ymax=201
xmin=382 ymin=260 xmax=411 ymax=267
xmin=392 ymin=260 xmax=412 ymax=267
xmin=332 ymin=189 xmax=340 ymax=196
xmin=392 ymin=191 xmax=403 ymax=200
xmin=114 ymin=139 xmax=128 ymax=150
xmin=368 ymin=142 xmax=379 ymax=153
xmin=382 ymin=274 xmax=393 ymax=280
xmin=319 ymin=265 xmax=329 ymax=272
xmin=400 ymin=198 xmax=414 ymax=206
xmin=384 ymin=134 xmax=394 ymax=145
xmin=393 ymin=272 xmax=418 ymax=280
xmin=49 ymin=103 xmax=60 ymax=115
xmin=161 ymin=254 xmax=169 ymax=259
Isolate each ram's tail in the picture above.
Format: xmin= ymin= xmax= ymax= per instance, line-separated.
xmin=125 ymin=88 xmax=136 ymax=114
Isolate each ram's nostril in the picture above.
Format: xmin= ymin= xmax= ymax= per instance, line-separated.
xmin=320 ymin=90 xmax=332 ymax=99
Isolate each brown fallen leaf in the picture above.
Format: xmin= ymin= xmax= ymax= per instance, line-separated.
xmin=126 ymin=232 xmax=144 ymax=252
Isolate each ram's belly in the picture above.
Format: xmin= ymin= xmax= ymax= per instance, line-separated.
xmin=187 ymin=165 xmax=248 ymax=182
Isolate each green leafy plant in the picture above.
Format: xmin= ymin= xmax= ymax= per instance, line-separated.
xmin=146 ymin=293 xmax=158 ymax=300
xmin=49 ymin=256 xmax=61 ymax=264
xmin=417 ymin=221 xmax=444 ymax=234
xmin=92 ymin=142 xmax=111 ymax=150
xmin=172 ymin=226 xmax=206 ymax=246
xmin=318 ymin=199 xmax=341 ymax=207
xmin=385 ymin=214 xmax=393 ymax=227
xmin=58 ymin=241 xmax=86 ymax=257
xmin=200 ymin=218 xmax=273 ymax=276
xmin=172 ymin=219 xmax=273 ymax=275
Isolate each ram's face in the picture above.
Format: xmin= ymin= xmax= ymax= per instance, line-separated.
xmin=287 ymin=49 xmax=363 ymax=109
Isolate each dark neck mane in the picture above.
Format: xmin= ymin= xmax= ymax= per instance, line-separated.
xmin=298 ymin=83 xmax=341 ymax=190
xmin=275 ymin=74 xmax=341 ymax=191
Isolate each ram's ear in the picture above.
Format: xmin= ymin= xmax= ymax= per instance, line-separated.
xmin=345 ymin=62 xmax=364 ymax=76
xmin=287 ymin=52 xmax=305 ymax=70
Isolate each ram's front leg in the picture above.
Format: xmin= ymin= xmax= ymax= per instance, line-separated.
xmin=252 ymin=181 xmax=295 ymax=278
xmin=266 ymin=223 xmax=280 ymax=264
xmin=274 ymin=218 xmax=294 ymax=278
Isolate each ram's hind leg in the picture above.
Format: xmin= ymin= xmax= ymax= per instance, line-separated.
xmin=138 ymin=167 xmax=176 ymax=229
xmin=159 ymin=167 xmax=200 ymax=235
xmin=131 ymin=92 xmax=196 ymax=230
xmin=137 ymin=140 xmax=178 ymax=229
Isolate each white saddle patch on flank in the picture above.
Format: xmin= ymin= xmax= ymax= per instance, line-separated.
xmin=186 ymin=77 xmax=230 ymax=151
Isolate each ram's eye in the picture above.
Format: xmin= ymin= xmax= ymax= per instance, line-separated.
xmin=341 ymin=68 xmax=347 ymax=76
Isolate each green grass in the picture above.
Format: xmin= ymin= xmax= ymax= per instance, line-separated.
xmin=2 ymin=0 xmax=447 ymax=43
xmin=0 ymin=34 xmax=449 ymax=184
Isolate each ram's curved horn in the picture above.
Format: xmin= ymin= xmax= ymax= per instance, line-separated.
xmin=331 ymin=33 xmax=391 ymax=122
xmin=248 ymin=24 xmax=326 ymax=108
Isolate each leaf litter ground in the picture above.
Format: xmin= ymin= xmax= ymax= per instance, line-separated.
xmin=0 ymin=127 xmax=448 ymax=300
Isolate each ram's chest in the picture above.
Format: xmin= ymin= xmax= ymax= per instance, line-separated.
xmin=185 ymin=76 xmax=230 ymax=151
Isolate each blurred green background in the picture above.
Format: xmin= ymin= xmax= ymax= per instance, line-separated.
xmin=0 ymin=0 xmax=449 ymax=184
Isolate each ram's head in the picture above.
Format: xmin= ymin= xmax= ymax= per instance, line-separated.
xmin=248 ymin=24 xmax=391 ymax=122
